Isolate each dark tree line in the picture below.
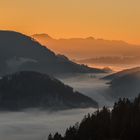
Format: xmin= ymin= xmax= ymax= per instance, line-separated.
xmin=48 ymin=94 xmax=140 ymax=140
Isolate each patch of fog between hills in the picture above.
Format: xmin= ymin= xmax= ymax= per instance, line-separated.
xmin=0 ymin=108 xmax=96 ymax=140
xmin=57 ymin=73 xmax=114 ymax=107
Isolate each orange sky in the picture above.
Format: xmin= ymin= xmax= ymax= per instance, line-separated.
xmin=0 ymin=0 xmax=140 ymax=44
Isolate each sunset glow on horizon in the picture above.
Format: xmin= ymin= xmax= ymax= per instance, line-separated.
xmin=0 ymin=0 xmax=140 ymax=44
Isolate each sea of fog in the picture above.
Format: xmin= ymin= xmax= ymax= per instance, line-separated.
xmin=0 ymin=73 xmax=114 ymax=140
xmin=0 ymin=108 xmax=96 ymax=140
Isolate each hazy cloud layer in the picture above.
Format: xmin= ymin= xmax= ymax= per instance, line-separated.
xmin=0 ymin=108 xmax=96 ymax=140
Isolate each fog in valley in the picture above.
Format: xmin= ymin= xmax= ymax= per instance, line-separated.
xmin=57 ymin=73 xmax=114 ymax=107
xmin=0 ymin=0 xmax=139 ymax=139
xmin=0 ymin=73 xmax=114 ymax=140
xmin=0 ymin=108 xmax=96 ymax=140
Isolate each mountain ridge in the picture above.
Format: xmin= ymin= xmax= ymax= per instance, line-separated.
xmin=0 ymin=71 xmax=98 ymax=111
xmin=104 ymin=67 xmax=140 ymax=99
xmin=0 ymin=30 xmax=105 ymax=76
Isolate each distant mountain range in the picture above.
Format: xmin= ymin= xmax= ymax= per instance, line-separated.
xmin=32 ymin=34 xmax=140 ymax=60
xmin=0 ymin=31 xmax=105 ymax=76
xmin=77 ymin=56 xmax=140 ymax=66
xmin=104 ymin=67 xmax=140 ymax=99
xmin=0 ymin=71 xmax=98 ymax=110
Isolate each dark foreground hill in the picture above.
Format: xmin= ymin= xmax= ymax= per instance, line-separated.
xmin=49 ymin=94 xmax=140 ymax=140
xmin=0 ymin=71 xmax=98 ymax=110
xmin=0 ymin=30 xmax=105 ymax=76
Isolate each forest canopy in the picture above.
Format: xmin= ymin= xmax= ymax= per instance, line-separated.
xmin=49 ymin=94 xmax=140 ymax=140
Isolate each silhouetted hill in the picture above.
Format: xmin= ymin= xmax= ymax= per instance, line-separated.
xmin=104 ymin=68 xmax=140 ymax=99
xmin=0 ymin=71 xmax=98 ymax=111
xmin=104 ymin=67 xmax=140 ymax=80
xmin=49 ymin=95 xmax=140 ymax=140
xmin=0 ymin=30 xmax=105 ymax=76
xmin=33 ymin=33 xmax=53 ymax=42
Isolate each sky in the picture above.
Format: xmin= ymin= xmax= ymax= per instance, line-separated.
xmin=0 ymin=0 xmax=140 ymax=44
